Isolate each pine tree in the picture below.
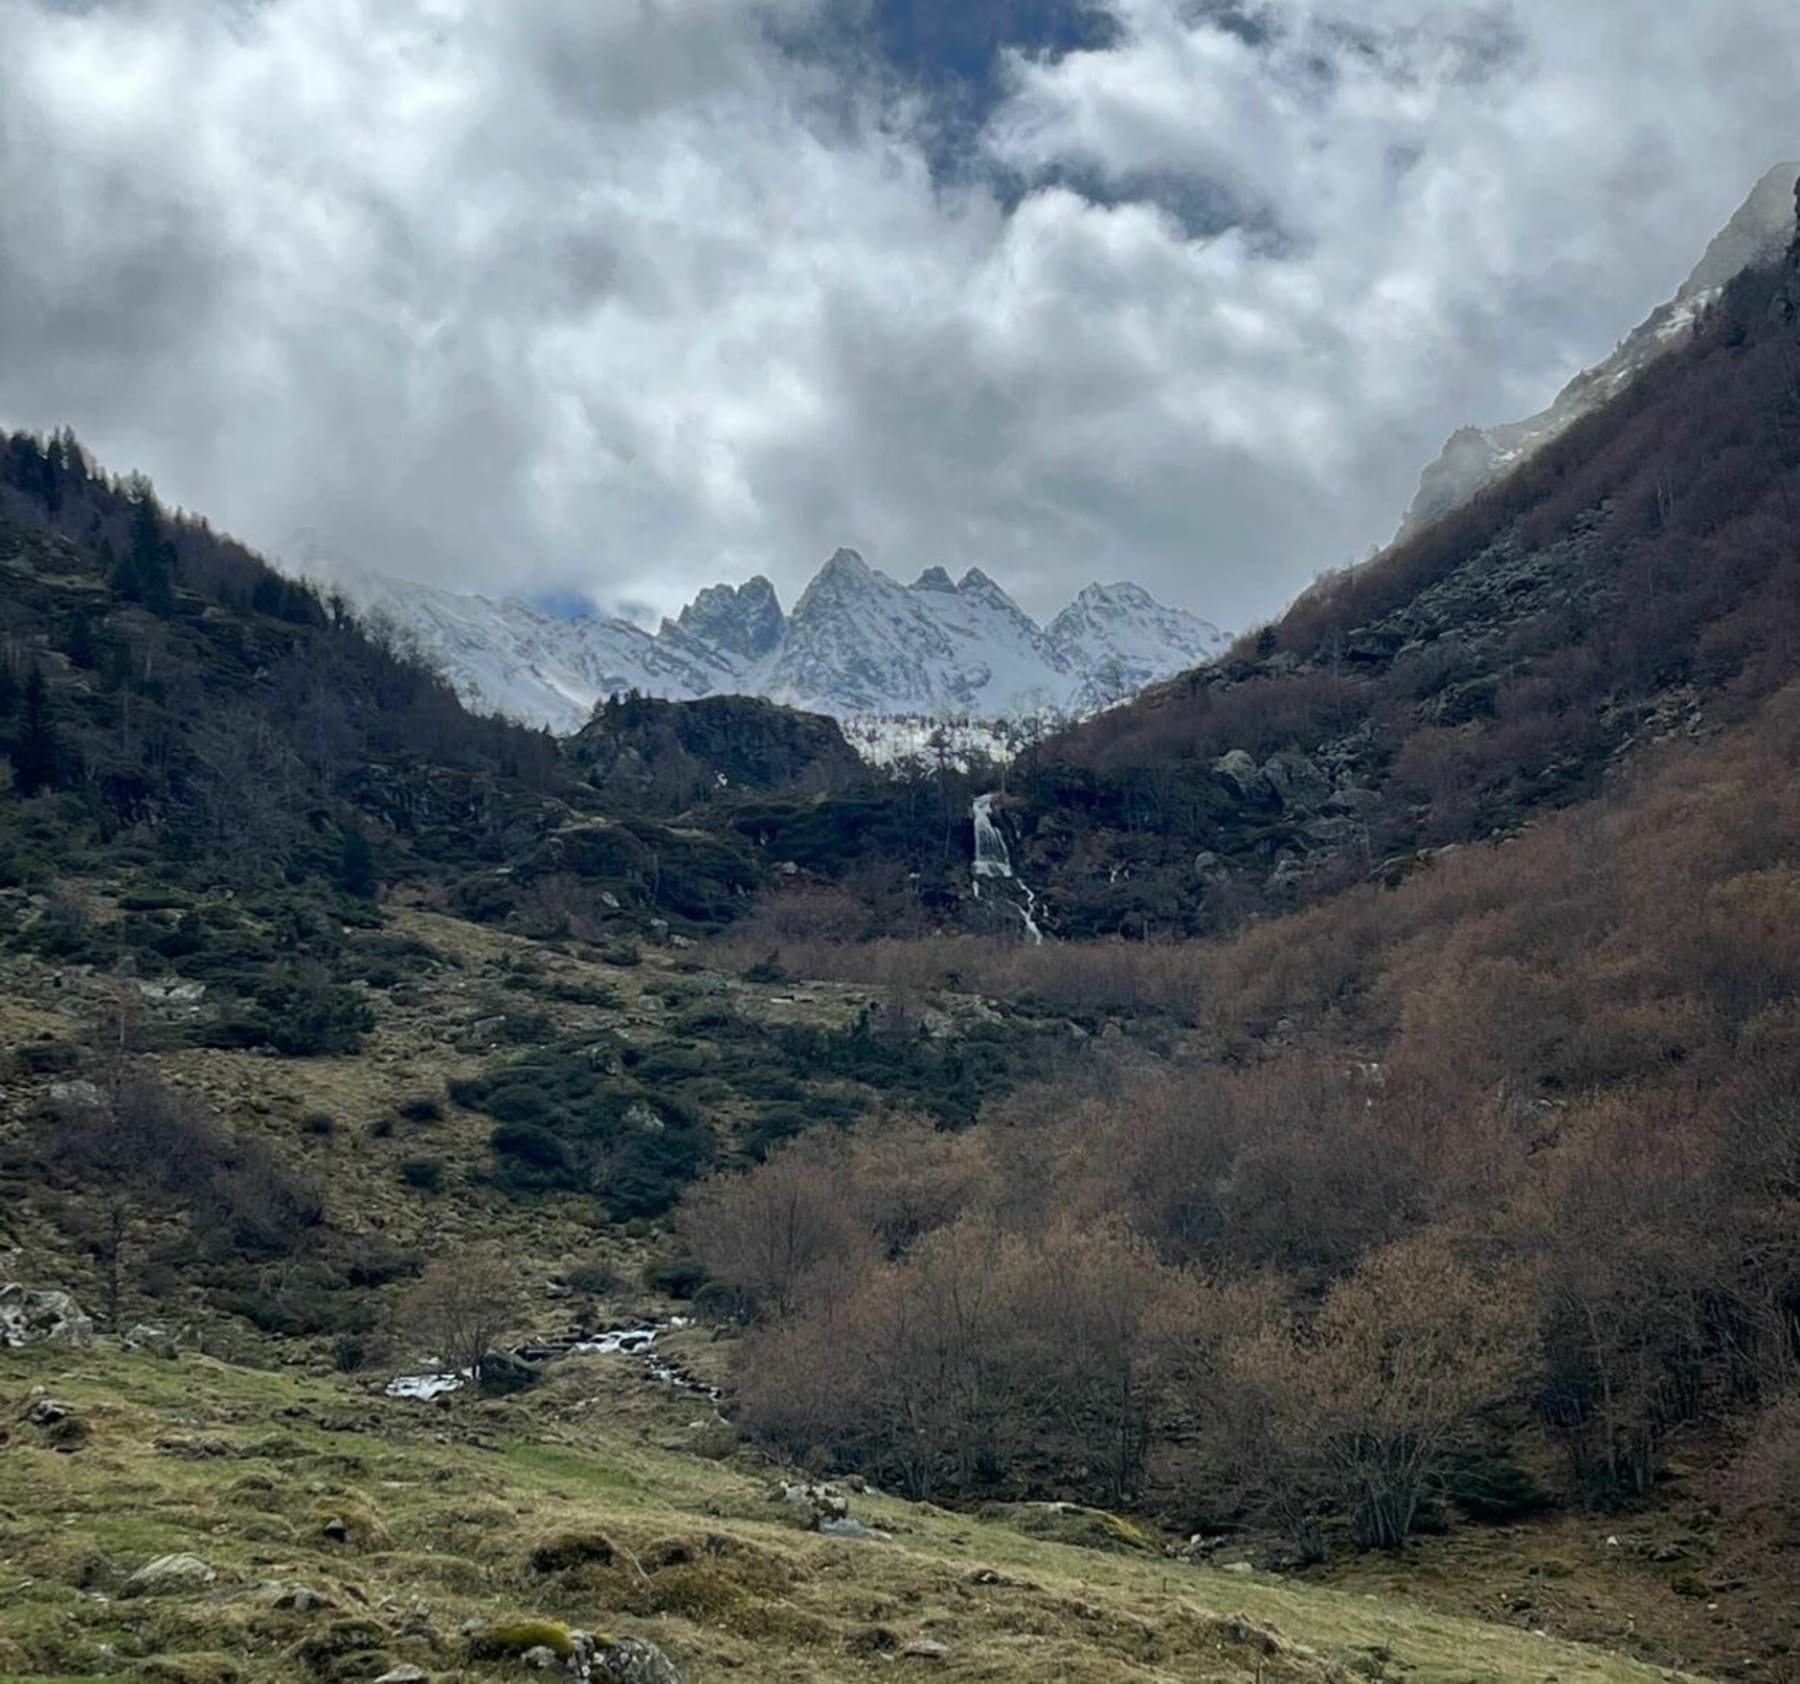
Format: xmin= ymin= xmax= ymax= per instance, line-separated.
xmin=338 ymin=827 xmax=378 ymax=900
xmin=11 ymin=667 xmax=59 ymax=797
xmin=0 ymin=652 xmax=17 ymax=719
xmin=116 ymin=484 xmax=175 ymax=612
xmin=62 ymin=613 xmax=98 ymax=670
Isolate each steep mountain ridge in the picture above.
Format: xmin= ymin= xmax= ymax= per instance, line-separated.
xmin=967 ymin=180 xmax=1800 ymax=941
xmin=299 ymin=540 xmax=1224 ymax=734
xmin=1398 ymin=160 xmax=1800 ymax=541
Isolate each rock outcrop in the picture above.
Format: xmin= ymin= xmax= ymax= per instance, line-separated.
xmin=1400 ymin=162 xmax=1800 ymax=542
xmin=121 ymin=1554 xmax=219 ymax=1598
xmin=0 ymin=1284 xmax=94 ymax=1349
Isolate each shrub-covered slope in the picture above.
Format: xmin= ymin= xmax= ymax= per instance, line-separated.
xmin=997 ymin=203 xmax=1800 ymax=937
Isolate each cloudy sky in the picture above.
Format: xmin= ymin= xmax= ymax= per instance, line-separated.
xmin=1 ymin=0 xmax=1796 ymax=630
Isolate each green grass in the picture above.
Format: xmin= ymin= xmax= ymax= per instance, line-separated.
xmin=0 ymin=1345 xmax=1705 ymax=1684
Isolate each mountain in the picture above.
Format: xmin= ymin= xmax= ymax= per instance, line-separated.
xmin=297 ymin=540 xmax=1224 ymax=733
xmin=1046 ymin=580 xmax=1227 ymax=711
xmin=999 ymin=170 xmax=1800 ymax=941
xmin=290 ymin=539 xmax=751 ymax=734
xmin=1398 ymin=160 xmax=1800 ymax=541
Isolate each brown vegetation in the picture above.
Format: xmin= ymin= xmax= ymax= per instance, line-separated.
xmin=991 ymin=243 xmax=1800 ymax=937
xmin=688 ymin=684 xmax=1800 ymax=1551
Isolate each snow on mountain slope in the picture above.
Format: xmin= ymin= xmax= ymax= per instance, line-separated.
xmin=1399 ymin=161 xmax=1800 ymax=542
xmin=761 ymin=550 xmax=1075 ymax=718
xmin=292 ymin=539 xmax=1222 ymax=735
xmin=1049 ymin=582 xmax=1229 ymax=711
xmin=299 ymin=548 xmax=748 ymax=735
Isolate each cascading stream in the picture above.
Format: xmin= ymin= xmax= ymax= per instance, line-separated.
xmin=971 ymin=793 xmax=1044 ymax=944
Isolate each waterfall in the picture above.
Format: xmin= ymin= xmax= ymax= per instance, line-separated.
xmin=971 ymin=793 xmax=1044 ymax=944
xmin=972 ymin=793 xmax=1012 ymax=883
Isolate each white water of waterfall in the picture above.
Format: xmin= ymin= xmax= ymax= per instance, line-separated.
xmin=971 ymin=794 xmax=1044 ymax=944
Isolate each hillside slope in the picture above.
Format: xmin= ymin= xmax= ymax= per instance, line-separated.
xmin=1398 ymin=160 xmax=1800 ymax=542
xmin=999 ymin=190 xmax=1800 ymax=938
xmin=0 ymin=1342 xmax=1693 ymax=1684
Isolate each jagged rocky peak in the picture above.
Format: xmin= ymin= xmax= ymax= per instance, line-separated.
xmin=299 ymin=538 xmax=1225 ymax=734
xmin=1065 ymin=580 xmax=1154 ymax=614
xmin=1399 ymin=160 xmax=1800 ymax=543
xmin=675 ymin=575 xmax=785 ymax=660
xmin=792 ymin=548 xmax=877 ymax=607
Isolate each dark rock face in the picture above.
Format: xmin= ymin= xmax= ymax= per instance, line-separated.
xmin=1779 ymin=178 xmax=1800 ymax=323
xmin=568 ymin=693 xmax=864 ymax=813
xmin=675 ymin=577 xmax=785 ymax=661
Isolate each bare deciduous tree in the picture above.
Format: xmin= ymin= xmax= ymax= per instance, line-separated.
xmin=400 ymin=1248 xmax=520 ymax=1385
xmin=680 ymin=1135 xmax=871 ymax=1321
xmin=1230 ymin=1231 xmax=1537 ymax=1550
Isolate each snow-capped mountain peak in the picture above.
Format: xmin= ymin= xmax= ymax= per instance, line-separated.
xmin=293 ymin=541 xmax=1224 ymax=738
xmin=1048 ymin=581 xmax=1230 ymax=710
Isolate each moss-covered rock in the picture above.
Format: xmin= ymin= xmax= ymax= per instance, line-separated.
xmin=469 ymin=1618 xmax=575 ymax=1662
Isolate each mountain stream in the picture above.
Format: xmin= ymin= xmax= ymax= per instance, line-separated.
xmin=386 ymin=1317 xmax=723 ymax=1404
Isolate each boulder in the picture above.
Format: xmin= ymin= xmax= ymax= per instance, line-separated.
xmin=250 ymin=1581 xmax=335 ymax=1613
xmin=124 ymin=1322 xmax=178 ymax=1355
xmin=1265 ymin=855 xmax=1310 ymax=893
xmin=374 ymin=1668 xmax=430 ymax=1684
xmin=1261 ymin=751 xmax=1334 ymax=810
xmin=819 ymin=1517 xmax=879 ymax=1541
xmin=0 ymin=1284 xmax=94 ymax=1349
xmin=133 ymin=978 xmax=206 ymax=1004
xmin=1191 ymin=851 xmax=1230 ymax=886
xmin=1212 ymin=749 xmax=1267 ymax=799
xmin=580 ymin=1635 xmax=683 ymax=1684
xmin=477 ymin=1350 xmax=540 ymax=1396
xmin=23 ymin=1394 xmax=75 ymax=1427
xmin=23 ymin=1393 xmax=90 ymax=1452
xmin=1326 ymin=785 xmax=1383 ymax=816
xmin=769 ymin=1480 xmax=850 ymax=1529
xmin=901 ymin=1638 xmax=951 ymax=1662
xmin=122 ymin=1553 xmax=218 ymax=1598
xmin=1216 ymin=1614 xmax=1287 ymax=1656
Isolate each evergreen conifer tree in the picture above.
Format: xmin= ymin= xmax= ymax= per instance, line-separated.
xmin=338 ymin=827 xmax=378 ymax=900
xmin=12 ymin=667 xmax=59 ymax=797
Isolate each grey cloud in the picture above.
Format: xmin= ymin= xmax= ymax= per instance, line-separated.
xmin=0 ymin=0 xmax=1798 ymax=638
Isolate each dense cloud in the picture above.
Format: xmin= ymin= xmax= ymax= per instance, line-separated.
xmin=1 ymin=0 xmax=1797 ymax=628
